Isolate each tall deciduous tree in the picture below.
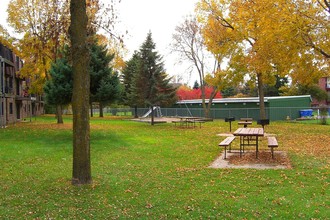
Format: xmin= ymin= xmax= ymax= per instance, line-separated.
xmin=8 ymin=0 xmax=70 ymax=94
xmin=196 ymin=0 xmax=327 ymax=119
xmin=177 ymin=85 xmax=222 ymax=100
xmin=296 ymin=0 xmax=330 ymax=60
xmin=0 ymin=25 xmax=17 ymax=51
xmin=171 ymin=16 xmax=227 ymax=118
xmin=7 ymin=0 xmax=121 ymax=95
xmin=70 ymin=0 xmax=91 ymax=185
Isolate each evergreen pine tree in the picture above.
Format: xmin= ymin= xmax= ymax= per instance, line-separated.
xmin=89 ymin=39 xmax=121 ymax=117
xmin=122 ymin=51 xmax=140 ymax=118
xmin=135 ymin=32 xmax=177 ymax=124
xmin=193 ymin=80 xmax=199 ymax=90
xmin=44 ymin=53 xmax=73 ymax=124
xmin=95 ymin=72 xmax=121 ymax=117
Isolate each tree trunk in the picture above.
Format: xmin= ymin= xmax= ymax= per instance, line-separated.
xmin=205 ymin=86 xmax=219 ymax=119
xmin=90 ymin=104 xmax=93 ymax=117
xmin=134 ymin=105 xmax=138 ymax=118
xmin=56 ymin=105 xmax=63 ymax=124
xmin=200 ymin=81 xmax=208 ymax=118
xmin=70 ymin=0 xmax=92 ymax=185
xmin=151 ymin=105 xmax=154 ymax=125
xmin=257 ymin=73 xmax=266 ymax=120
xmin=99 ymin=102 xmax=104 ymax=117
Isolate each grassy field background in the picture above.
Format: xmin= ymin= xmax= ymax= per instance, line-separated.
xmin=0 ymin=115 xmax=329 ymax=219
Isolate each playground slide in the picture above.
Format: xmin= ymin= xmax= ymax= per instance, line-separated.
xmin=141 ymin=106 xmax=162 ymax=118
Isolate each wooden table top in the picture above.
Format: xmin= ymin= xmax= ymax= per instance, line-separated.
xmin=233 ymin=128 xmax=264 ymax=136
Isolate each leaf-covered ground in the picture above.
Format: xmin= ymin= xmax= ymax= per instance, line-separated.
xmin=0 ymin=115 xmax=329 ymax=219
xmin=227 ymin=151 xmax=292 ymax=168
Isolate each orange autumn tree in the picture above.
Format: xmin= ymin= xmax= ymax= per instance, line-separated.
xmin=196 ymin=0 xmax=328 ymax=119
xmin=177 ymin=85 xmax=222 ymax=100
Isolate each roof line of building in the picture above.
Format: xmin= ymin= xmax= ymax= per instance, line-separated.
xmin=176 ymin=95 xmax=312 ymax=104
xmin=0 ymin=56 xmax=15 ymax=66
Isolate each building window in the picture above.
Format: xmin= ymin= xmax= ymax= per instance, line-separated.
xmin=327 ymin=77 xmax=330 ymax=88
xmin=9 ymin=103 xmax=13 ymax=114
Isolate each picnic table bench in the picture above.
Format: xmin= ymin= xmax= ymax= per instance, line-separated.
xmin=267 ymin=136 xmax=278 ymax=159
xmin=219 ymin=136 xmax=236 ymax=159
xmin=238 ymin=118 xmax=253 ymax=127
xmin=194 ymin=119 xmax=206 ymax=128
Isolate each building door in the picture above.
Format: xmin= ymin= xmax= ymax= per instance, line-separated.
xmin=16 ymin=102 xmax=21 ymax=120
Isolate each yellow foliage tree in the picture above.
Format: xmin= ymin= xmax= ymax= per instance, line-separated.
xmin=7 ymin=0 xmax=122 ymax=95
xmin=7 ymin=0 xmax=70 ymax=94
xmin=0 ymin=25 xmax=17 ymax=51
xmin=197 ymin=0 xmax=329 ymax=119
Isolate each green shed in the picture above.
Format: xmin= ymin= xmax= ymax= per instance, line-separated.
xmin=174 ymin=95 xmax=312 ymax=121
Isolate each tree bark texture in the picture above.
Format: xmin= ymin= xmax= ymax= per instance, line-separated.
xmin=90 ymin=104 xmax=94 ymax=117
xmin=151 ymin=105 xmax=154 ymax=126
xmin=205 ymin=86 xmax=219 ymax=119
xmin=56 ymin=105 xmax=63 ymax=124
xmin=70 ymin=0 xmax=92 ymax=185
xmin=134 ymin=106 xmax=138 ymax=118
xmin=99 ymin=103 xmax=104 ymax=117
xmin=257 ymin=73 xmax=266 ymax=120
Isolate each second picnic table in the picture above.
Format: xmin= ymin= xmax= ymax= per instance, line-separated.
xmin=238 ymin=118 xmax=253 ymax=127
xmin=233 ymin=127 xmax=264 ymax=158
xmin=176 ymin=117 xmax=202 ymax=128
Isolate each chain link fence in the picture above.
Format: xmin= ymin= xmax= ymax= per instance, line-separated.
xmin=103 ymin=106 xmax=330 ymax=121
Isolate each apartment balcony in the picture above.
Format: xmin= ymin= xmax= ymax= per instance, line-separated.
xmin=15 ymin=95 xmax=31 ymax=101
xmin=4 ymin=87 xmax=14 ymax=94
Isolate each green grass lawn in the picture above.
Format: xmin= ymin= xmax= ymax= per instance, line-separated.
xmin=0 ymin=115 xmax=329 ymax=219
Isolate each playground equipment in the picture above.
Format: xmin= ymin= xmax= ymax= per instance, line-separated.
xmin=141 ymin=106 xmax=162 ymax=118
xmin=177 ymin=96 xmax=193 ymax=117
xmin=182 ymin=101 xmax=193 ymax=117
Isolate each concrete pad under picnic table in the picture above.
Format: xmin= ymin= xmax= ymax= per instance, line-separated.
xmin=209 ymin=150 xmax=291 ymax=169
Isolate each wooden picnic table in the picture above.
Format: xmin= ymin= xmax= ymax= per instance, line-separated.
xmin=177 ymin=117 xmax=201 ymax=128
xmin=233 ymin=127 xmax=264 ymax=158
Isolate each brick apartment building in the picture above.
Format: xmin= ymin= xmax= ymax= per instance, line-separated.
xmin=0 ymin=43 xmax=44 ymax=127
xmin=311 ymin=77 xmax=330 ymax=106
xmin=318 ymin=77 xmax=330 ymax=105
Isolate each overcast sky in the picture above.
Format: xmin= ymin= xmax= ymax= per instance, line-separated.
xmin=0 ymin=0 xmax=199 ymax=85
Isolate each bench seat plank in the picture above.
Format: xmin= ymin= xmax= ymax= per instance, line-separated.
xmin=219 ymin=136 xmax=236 ymax=159
xmin=268 ymin=136 xmax=278 ymax=147
xmin=268 ymin=136 xmax=278 ymax=159
xmin=219 ymin=136 xmax=235 ymax=146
